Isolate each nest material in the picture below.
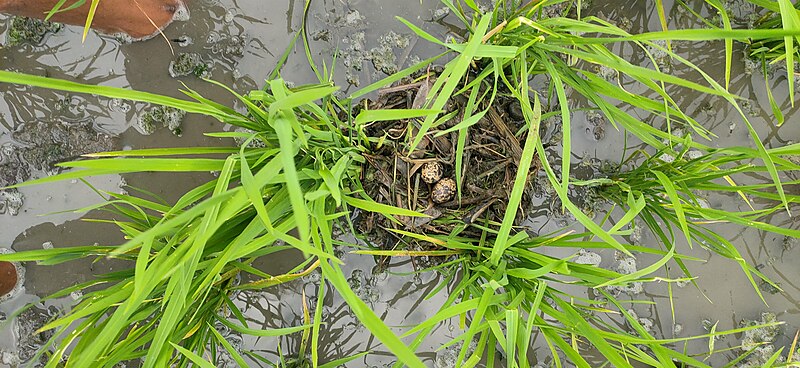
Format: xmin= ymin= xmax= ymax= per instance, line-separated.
xmin=356 ymin=76 xmax=541 ymax=251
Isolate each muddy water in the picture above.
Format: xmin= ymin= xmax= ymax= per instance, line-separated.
xmin=0 ymin=0 xmax=799 ymax=366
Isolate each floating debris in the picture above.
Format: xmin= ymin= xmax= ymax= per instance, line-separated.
xmin=595 ymin=64 xmax=617 ymax=81
xmin=606 ymin=252 xmax=643 ymax=296
xmin=758 ymin=279 xmax=781 ymax=295
xmin=431 ymin=7 xmax=450 ymax=21
xmin=574 ymin=249 xmax=602 ymax=267
xmin=14 ymin=304 xmax=55 ymax=364
xmin=136 ymin=105 xmax=187 ymax=136
xmin=0 ymin=190 xmax=24 ymax=216
xmin=344 ymin=10 xmax=365 ymax=26
xmin=743 ymin=56 xmax=759 ymax=75
xmin=739 ymin=98 xmax=760 ymax=116
xmin=738 ymin=312 xmax=783 ymax=368
xmin=0 ymin=351 xmax=20 ymax=366
xmin=628 ymin=220 xmax=645 ymax=244
xmin=647 ymin=40 xmax=671 ymax=71
xmin=783 ymin=235 xmax=798 ymax=252
xmin=169 ymin=52 xmax=213 ymax=78
xmin=369 ymin=31 xmax=411 ymax=75
xmin=585 ymin=110 xmax=606 ymax=141
xmin=341 ymin=31 xmax=366 ymax=71
xmin=173 ymin=35 xmax=193 ymax=47
xmin=12 ymin=120 xmax=115 ymax=172
xmin=626 ymin=309 xmax=654 ymax=333
xmin=685 ymin=150 xmax=703 ymax=160
xmin=232 ymin=128 xmax=267 ymax=148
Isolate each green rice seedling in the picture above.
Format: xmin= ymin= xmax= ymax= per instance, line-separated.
xmin=344 ymin=1 xmax=800 ymax=365
xmin=748 ymin=0 xmax=800 ymax=63
xmin=43 ymin=0 xmax=103 ymax=41
xmin=358 ymin=228 xmax=781 ymax=367
xmin=573 ymin=135 xmax=800 ymax=302
xmin=703 ymin=0 xmax=800 ymax=125
xmin=354 ymin=0 xmax=800 ymax=259
xmin=0 ymin=71 xmax=433 ymax=367
xmin=0 ymin=73 xmax=752 ymax=367
xmin=2 ymin=0 xmax=800 ymax=366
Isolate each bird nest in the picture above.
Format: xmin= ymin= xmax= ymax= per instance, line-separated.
xmin=354 ymin=75 xmax=543 ymax=255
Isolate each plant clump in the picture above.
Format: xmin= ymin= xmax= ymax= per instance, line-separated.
xmin=5 ymin=16 xmax=62 ymax=46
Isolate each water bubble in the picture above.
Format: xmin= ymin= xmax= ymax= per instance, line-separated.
xmin=431 ymin=7 xmax=450 ymax=20
xmin=344 ymin=10 xmax=364 ymax=26
xmin=224 ymin=9 xmax=236 ymax=23
xmin=686 ymin=150 xmax=703 ymax=160
xmin=70 ymin=290 xmax=83 ymax=301
xmin=172 ymin=4 xmax=191 ymax=22
xmin=108 ymin=98 xmax=131 ymax=113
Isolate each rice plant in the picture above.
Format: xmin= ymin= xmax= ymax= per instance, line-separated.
xmin=0 ymin=0 xmax=799 ymax=366
xmin=748 ymin=0 xmax=800 ymax=67
xmin=578 ymin=135 xmax=800 ymax=301
xmin=0 ymin=72 xmax=436 ymax=366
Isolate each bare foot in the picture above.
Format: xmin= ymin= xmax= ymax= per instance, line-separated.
xmin=0 ymin=0 xmax=185 ymax=39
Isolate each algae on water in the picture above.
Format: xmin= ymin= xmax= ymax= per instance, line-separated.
xmin=5 ymin=16 xmax=62 ymax=46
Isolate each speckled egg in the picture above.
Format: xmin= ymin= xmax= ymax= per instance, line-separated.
xmin=0 ymin=261 xmax=17 ymax=297
xmin=431 ymin=178 xmax=456 ymax=204
xmin=0 ymin=248 xmax=24 ymax=302
xmin=420 ymin=162 xmax=444 ymax=184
